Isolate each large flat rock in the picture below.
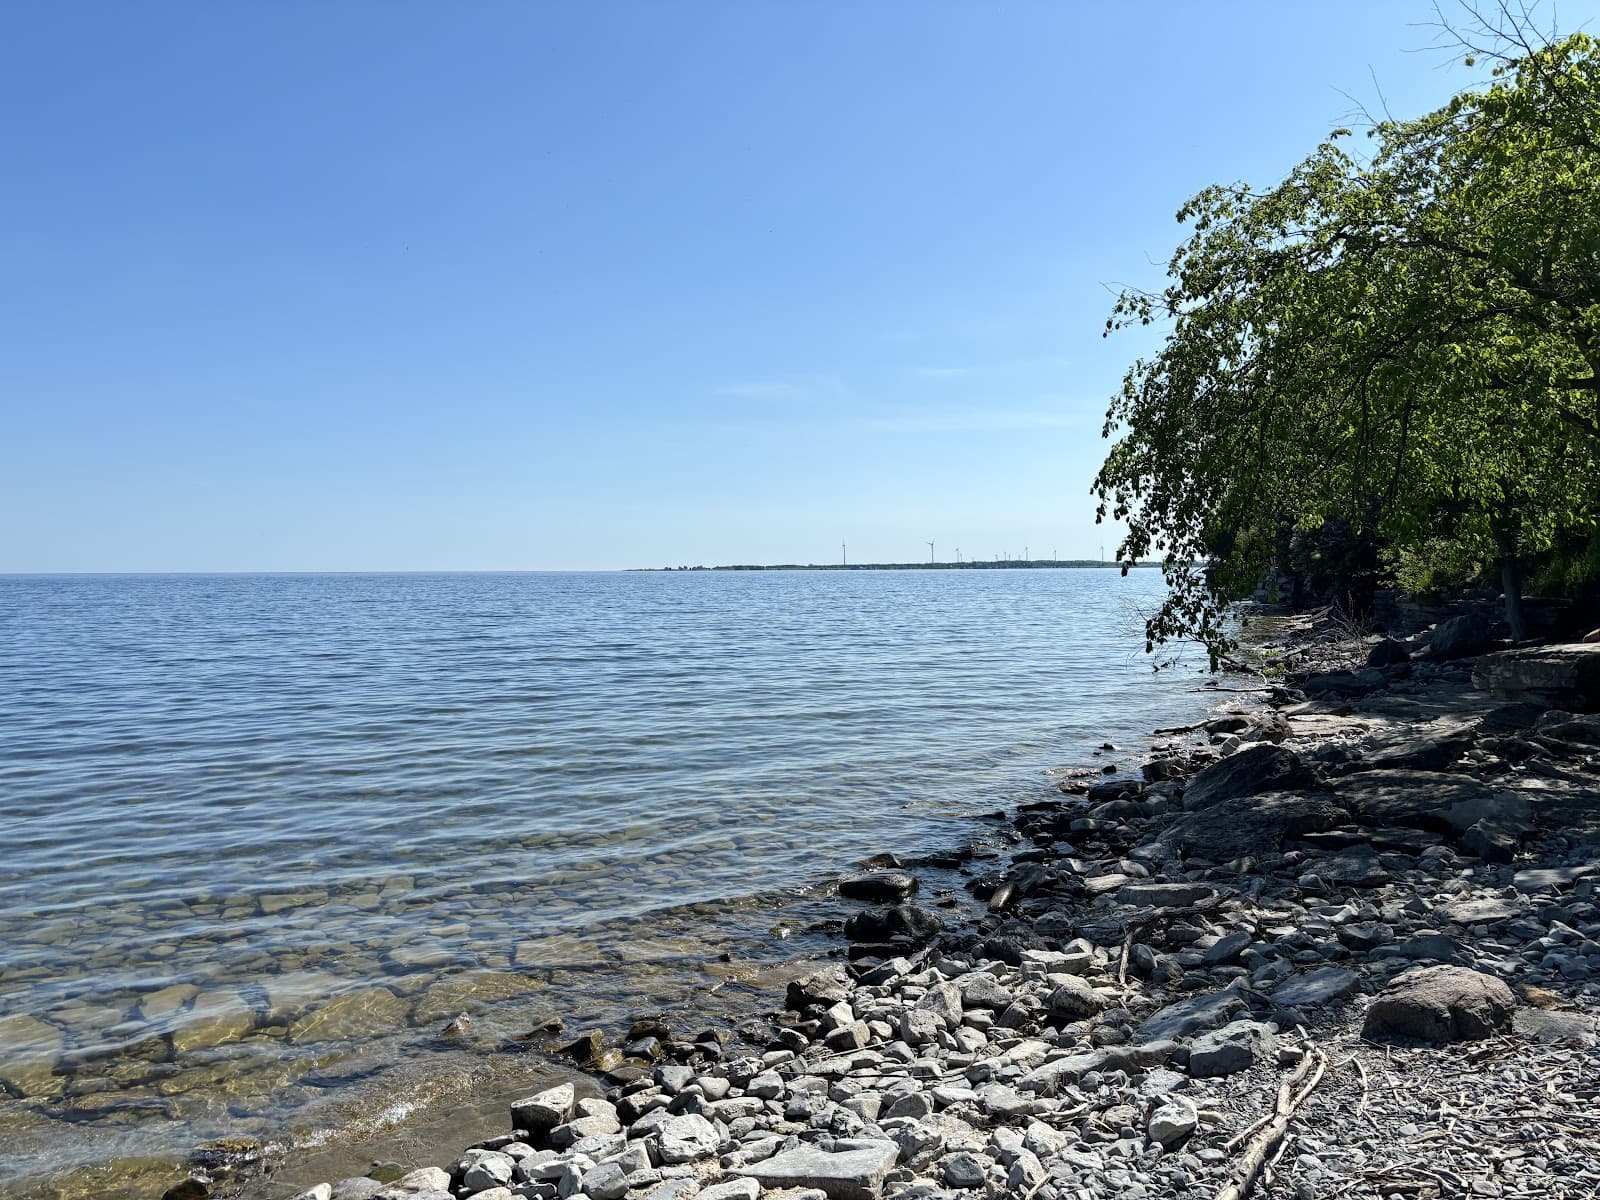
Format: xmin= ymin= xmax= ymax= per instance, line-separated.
xmin=1157 ymin=790 xmax=1347 ymax=860
xmin=1135 ymin=986 xmax=1247 ymax=1041
xmin=1180 ymin=745 xmax=1315 ymax=811
xmin=1335 ymin=771 xmax=1529 ymax=835
xmin=736 ymin=1140 xmax=900 ymax=1200
xmin=287 ymin=987 xmax=409 ymax=1045
xmin=1472 ymin=643 xmax=1600 ymax=710
xmin=1270 ymin=967 xmax=1360 ymax=1009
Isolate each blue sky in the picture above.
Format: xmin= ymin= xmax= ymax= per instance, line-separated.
xmin=0 ymin=2 xmax=1542 ymax=570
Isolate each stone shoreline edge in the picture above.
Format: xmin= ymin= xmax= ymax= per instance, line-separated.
xmin=253 ymin=615 xmax=1600 ymax=1200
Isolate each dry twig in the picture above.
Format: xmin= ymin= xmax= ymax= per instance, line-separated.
xmin=1214 ymin=1049 xmax=1330 ymax=1200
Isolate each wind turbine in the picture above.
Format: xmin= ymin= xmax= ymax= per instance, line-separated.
xmin=927 ymin=540 xmax=935 ymax=565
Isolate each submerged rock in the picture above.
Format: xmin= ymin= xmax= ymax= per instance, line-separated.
xmin=170 ymin=990 xmax=256 ymax=1055
xmin=837 ymin=871 xmax=918 ymax=902
xmin=0 ymin=1013 xmax=64 ymax=1098
xmin=842 ymin=903 xmax=943 ymax=945
xmin=286 ymin=988 xmax=408 ymax=1045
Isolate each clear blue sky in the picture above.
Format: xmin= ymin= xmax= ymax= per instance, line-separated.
xmin=0 ymin=2 xmax=1539 ymax=570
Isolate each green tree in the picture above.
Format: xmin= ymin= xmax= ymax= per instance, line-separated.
xmin=1095 ymin=30 xmax=1600 ymax=664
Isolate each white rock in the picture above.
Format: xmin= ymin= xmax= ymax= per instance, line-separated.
xmin=1147 ymin=1095 xmax=1199 ymax=1148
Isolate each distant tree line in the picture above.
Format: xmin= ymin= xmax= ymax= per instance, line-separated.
xmin=1094 ymin=12 xmax=1600 ymax=665
xmin=648 ymin=561 xmax=1162 ymax=572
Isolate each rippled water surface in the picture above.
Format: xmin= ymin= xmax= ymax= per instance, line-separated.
xmin=0 ymin=569 xmax=1216 ymax=1194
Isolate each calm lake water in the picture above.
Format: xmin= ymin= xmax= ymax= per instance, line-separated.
xmin=0 ymin=569 xmax=1219 ymax=1195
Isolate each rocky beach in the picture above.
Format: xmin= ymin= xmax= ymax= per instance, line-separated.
xmin=226 ymin=610 xmax=1600 ymax=1200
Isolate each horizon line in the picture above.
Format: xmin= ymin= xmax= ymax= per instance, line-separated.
xmin=1 ymin=561 xmax=1154 ymax=577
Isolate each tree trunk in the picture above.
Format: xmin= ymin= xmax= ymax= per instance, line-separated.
xmin=1492 ymin=523 xmax=1527 ymax=642
xmin=1499 ymin=555 xmax=1527 ymax=642
xmin=1345 ymin=525 xmax=1380 ymax=621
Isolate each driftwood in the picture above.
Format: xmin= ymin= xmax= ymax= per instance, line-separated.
xmin=1214 ymin=1048 xmax=1330 ymax=1200
xmin=1116 ymin=897 xmax=1227 ymax=986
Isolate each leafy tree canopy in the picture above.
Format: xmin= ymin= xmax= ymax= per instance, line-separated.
xmin=1095 ymin=27 xmax=1600 ymax=665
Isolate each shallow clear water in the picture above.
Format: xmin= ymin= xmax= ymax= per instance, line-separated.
xmin=0 ymin=569 xmax=1215 ymax=1193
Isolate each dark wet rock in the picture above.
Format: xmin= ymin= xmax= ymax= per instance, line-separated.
xmin=1314 ymin=845 xmax=1390 ymax=887
xmin=1461 ymin=817 xmax=1523 ymax=863
xmin=1302 ymin=669 xmax=1394 ymax=700
xmin=838 ymin=871 xmax=918 ymax=902
xmin=1087 ymin=778 xmax=1139 ymax=803
xmin=1355 ymin=732 xmax=1474 ymax=773
xmin=1206 ymin=714 xmax=1252 ymax=734
xmin=842 ymin=904 xmax=943 ymax=945
xmin=1135 ymin=987 xmax=1247 ymax=1041
xmin=1159 ymin=790 xmax=1347 ymax=860
xmin=1429 ymin=613 xmax=1493 ymax=661
xmin=1270 ymin=967 xmax=1360 ymax=1009
xmin=1143 ymin=757 xmax=1186 ymax=781
xmin=786 ymin=966 xmax=851 ymax=1011
xmin=1336 ymin=922 xmax=1394 ymax=953
xmin=557 ymin=1031 xmax=607 ymax=1066
xmin=1362 ymin=965 xmax=1515 ymax=1043
xmin=1180 ymin=745 xmax=1316 ymax=811
xmin=736 ymin=1139 xmax=900 ymax=1200
xmin=1477 ymin=702 xmax=1549 ymax=735
xmin=1472 ymin=643 xmax=1600 ymax=709
xmin=1366 ymin=638 xmax=1412 ymax=668
xmin=1336 ymin=771 xmax=1529 ymax=839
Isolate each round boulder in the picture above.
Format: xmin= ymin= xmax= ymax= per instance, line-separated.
xmin=1362 ymin=965 xmax=1514 ymax=1043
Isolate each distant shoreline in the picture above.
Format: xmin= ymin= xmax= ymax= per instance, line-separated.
xmin=634 ymin=560 xmax=1164 ymax=572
